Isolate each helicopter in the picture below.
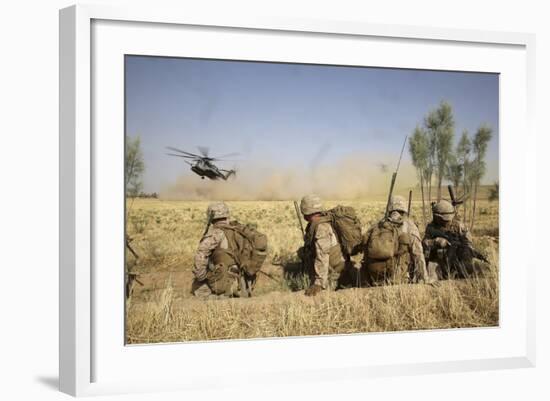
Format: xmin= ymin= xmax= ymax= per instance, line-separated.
xmin=166 ymin=146 xmax=238 ymax=180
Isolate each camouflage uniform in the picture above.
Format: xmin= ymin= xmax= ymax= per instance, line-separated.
xmin=422 ymin=200 xmax=475 ymax=279
xmin=303 ymin=219 xmax=346 ymax=290
xmin=191 ymin=202 xmax=240 ymax=298
xmin=300 ymin=194 xmax=348 ymax=295
xmin=362 ymin=196 xmax=430 ymax=286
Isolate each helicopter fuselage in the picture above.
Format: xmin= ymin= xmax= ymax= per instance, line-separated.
xmin=191 ymin=160 xmax=226 ymax=180
xmin=166 ymin=146 xmax=236 ymax=181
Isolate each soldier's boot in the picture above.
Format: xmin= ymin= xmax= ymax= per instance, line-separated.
xmin=192 ymin=281 xmax=213 ymax=298
xmin=426 ymin=262 xmax=439 ymax=284
xmin=239 ymin=275 xmax=250 ymax=298
xmin=304 ymin=284 xmax=323 ymax=296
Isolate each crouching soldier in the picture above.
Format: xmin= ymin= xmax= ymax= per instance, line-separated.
xmin=362 ymin=196 xmax=432 ymax=286
xmin=191 ymin=201 xmax=267 ymax=298
xmin=299 ymin=194 xmax=352 ymax=296
xmin=423 ymin=200 xmax=486 ymax=279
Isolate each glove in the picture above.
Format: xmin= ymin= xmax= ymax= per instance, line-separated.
xmin=435 ymin=237 xmax=450 ymax=248
xmin=304 ymin=284 xmax=323 ymax=296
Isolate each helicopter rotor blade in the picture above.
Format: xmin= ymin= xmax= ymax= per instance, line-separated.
xmin=210 ymin=158 xmax=241 ymax=162
xmin=166 ymin=146 xmax=203 ymax=158
xmin=166 ymin=153 xmax=198 ymax=160
xmin=197 ymin=146 xmax=210 ymax=158
xmin=213 ymin=152 xmax=241 ymax=159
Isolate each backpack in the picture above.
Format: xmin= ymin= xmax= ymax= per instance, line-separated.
xmin=325 ymin=205 xmax=363 ymax=256
xmin=220 ymin=222 xmax=268 ymax=276
xmin=366 ymin=220 xmax=400 ymax=260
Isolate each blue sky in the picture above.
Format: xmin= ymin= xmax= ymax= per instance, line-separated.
xmin=125 ymin=56 xmax=499 ymax=195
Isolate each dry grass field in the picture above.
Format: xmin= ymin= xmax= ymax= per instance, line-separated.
xmin=125 ymin=197 xmax=499 ymax=344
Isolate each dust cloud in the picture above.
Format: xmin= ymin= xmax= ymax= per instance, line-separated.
xmin=160 ymin=153 xmax=418 ymax=201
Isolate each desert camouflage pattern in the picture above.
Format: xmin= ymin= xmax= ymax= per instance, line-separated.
xmin=192 ymin=220 xmax=239 ymax=297
xmin=431 ymin=199 xmax=455 ymax=221
xmin=389 ymin=195 xmax=408 ymax=213
xmin=395 ymin=214 xmax=430 ymax=283
xmin=300 ymin=194 xmax=324 ymax=216
xmin=363 ymin=211 xmax=430 ymax=285
xmin=423 ymin=217 xmax=474 ymax=279
xmin=304 ymin=220 xmax=346 ymax=289
xmin=206 ymin=201 xmax=230 ymax=219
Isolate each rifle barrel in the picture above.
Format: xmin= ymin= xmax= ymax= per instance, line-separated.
xmin=384 ymin=136 xmax=408 ymax=219
xmin=384 ymin=172 xmax=397 ymax=218
xmin=294 ymin=201 xmax=305 ymax=237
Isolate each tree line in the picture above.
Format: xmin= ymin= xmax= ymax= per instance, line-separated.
xmin=408 ymin=101 xmax=495 ymax=229
xmin=125 ymin=135 xmax=145 ymax=198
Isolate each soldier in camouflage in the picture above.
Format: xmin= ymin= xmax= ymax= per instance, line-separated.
xmin=191 ymin=202 xmax=241 ymax=298
xmin=299 ymin=194 xmax=348 ymax=296
xmin=362 ymin=195 xmax=432 ymax=285
xmin=422 ymin=200 xmax=477 ymax=279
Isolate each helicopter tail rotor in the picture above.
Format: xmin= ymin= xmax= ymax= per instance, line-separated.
xmin=224 ymin=169 xmax=237 ymax=180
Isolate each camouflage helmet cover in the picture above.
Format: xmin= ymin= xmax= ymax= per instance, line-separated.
xmin=300 ymin=194 xmax=324 ymax=216
xmin=432 ymin=200 xmax=455 ymax=221
xmin=206 ymin=201 xmax=230 ymax=219
xmin=389 ymin=195 xmax=407 ymax=213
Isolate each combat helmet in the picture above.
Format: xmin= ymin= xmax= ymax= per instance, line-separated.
xmin=389 ymin=195 xmax=407 ymax=213
xmin=206 ymin=201 xmax=230 ymax=220
xmin=432 ymin=200 xmax=455 ymax=221
xmin=300 ymin=194 xmax=324 ymax=216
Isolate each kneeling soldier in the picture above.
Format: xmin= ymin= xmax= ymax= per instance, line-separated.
xmin=191 ymin=202 xmax=240 ymax=298
xmin=300 ymin=194 xmax=349 ymax=296
xmin=423 ymin=200 xmax=486 ymax=279
xmin=362 ymin=195 xmax=431 ymax=286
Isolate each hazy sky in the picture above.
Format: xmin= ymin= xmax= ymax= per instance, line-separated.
xmin=125 ymin=55 xmax=499 ymax=195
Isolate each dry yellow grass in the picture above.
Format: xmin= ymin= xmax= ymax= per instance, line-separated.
xmin=125 ymin=198 xmax=499 ymax=344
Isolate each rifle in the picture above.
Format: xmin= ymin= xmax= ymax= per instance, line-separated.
xmin=258 ymin=270 xmax=282 ymax=285
xmin=385 ymin=136 xmax=408 ymax=219
xmin=203 ymin=211 xmax=213 ymax=236
xmin=407 ymin=189 xmax=412 ymax=216
xmin=426 ymin=226 xmax=489 ymax=263
xmin=125 ymin=235 xmax=139 ymax=260
xmin=448 ymin=185 xmax=464 ymax=207
xmin=293 ymin=201 xmax=305 ymax=238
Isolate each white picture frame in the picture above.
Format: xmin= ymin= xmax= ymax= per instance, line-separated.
xmin=59 ymin=4 xmax=536 ymax=397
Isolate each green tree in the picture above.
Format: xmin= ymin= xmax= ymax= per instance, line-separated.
xmin=408 ymin=126 xmax=430 ymax=225
xmin=125 ymin=135 xmax=145 ymax=198
xmin=469 ymin=125 xmax=493 ymax=229
xmin=424 ymin=101 xmax=455 ymax=201
xmin=445 ymin=153 xmax=463 ymax=190
xmin=455 ymin=130 xmax=472 ymax=224
xmin=488 ymin=181 xmax=499 ymax=202
xmin=456 ymin=130 xmax=472 ymax=196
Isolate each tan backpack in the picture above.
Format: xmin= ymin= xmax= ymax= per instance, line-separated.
xmin=325 ymin=205 xmax=363 ymax=256
xmin=366 ymin=220 xmax=400 ymax=260
xmin=220 ymin=222 xmax=268 ymax=276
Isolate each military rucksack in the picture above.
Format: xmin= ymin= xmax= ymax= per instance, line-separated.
xmin=325 ymin=205 xmax=363 ymax=256
xmin=365 ymin=220 xmax=400 ymax=260
xmin=219 ymin=222 xmax=268 ymax=277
